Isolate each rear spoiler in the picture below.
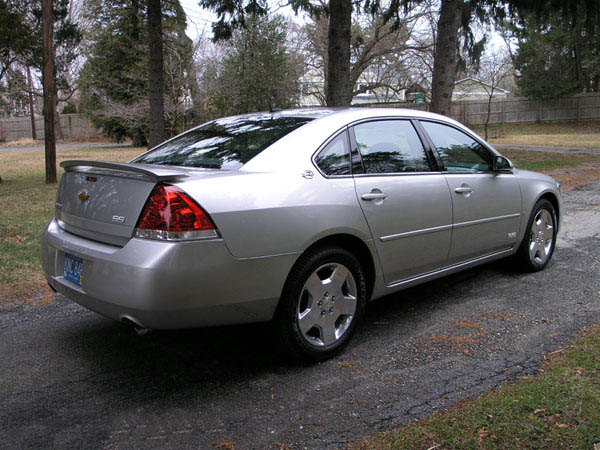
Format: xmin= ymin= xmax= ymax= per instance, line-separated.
xmin=60 ymin=160 xmax=189 ymax=182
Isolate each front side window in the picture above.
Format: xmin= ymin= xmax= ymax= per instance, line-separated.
xmin=132 ymin=116 xmax=313 ymax=170
xmin=352 ymin=120 xmax=431 ymax=174
xmin=421 ymin=121 xmax=493 ymax=173
xmin=314 ymin=131 xmax=351 ymax=176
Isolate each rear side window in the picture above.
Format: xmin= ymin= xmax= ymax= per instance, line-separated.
xmin=314 ymin=131 xmax=351 ymax=176
xmin=352 ymin=120 xmax=431 ymax=173
xmin=421 ymin=121 xmax=493 ymax=173
xmin=132 ymin=116 xmax=313 ymax=170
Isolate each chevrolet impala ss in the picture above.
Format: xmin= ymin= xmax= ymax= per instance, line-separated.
xmin=42 ymin=108 xmax=561 ymax=360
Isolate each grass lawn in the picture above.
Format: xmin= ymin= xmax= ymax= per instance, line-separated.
xmin=480 ymin=120 xmax=600 ymax=149
xmin=356 ymin=324 xmax=600 ymax=450
xmin=500 ymin=148 xmax=600 ymax=172
xmin=0 ymin=146 xmax=143 ymax=296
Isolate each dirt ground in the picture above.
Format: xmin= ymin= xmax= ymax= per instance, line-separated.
xmin=549 ymin=162 xmax=600 ymax=191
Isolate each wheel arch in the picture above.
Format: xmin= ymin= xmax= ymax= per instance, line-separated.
xmin=278 ymin=233 xmax=377 ymax=307
xmin=537 ymin=191 xmax=560 ymax=232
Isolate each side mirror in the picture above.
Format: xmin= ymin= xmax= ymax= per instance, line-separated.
xmin=493 ymin=155 xmax=513 ymax=173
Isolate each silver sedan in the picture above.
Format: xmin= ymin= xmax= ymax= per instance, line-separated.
xmin=42 ymin=108 xmax=561 ymax=360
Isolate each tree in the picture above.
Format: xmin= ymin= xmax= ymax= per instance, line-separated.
xmin=429 ymin=0 xmax=463 ymax=116
xmin=198 ymin=0 xmax=487 ymax=111
xmin=508 ymin=11 xmax=600 ymax=99
xmin=0 ymin=1 xmax=35 ymax=81
xmin=198 ymin=15 xmax=303 ymax=117
xmin=474 ymin=51 xmax=512 ymax=139
xmin=0 ymin=0 xmax=37 ymax=183
xmin=42 ymin=0 xmax=57 ymax=184
xmin=79 ymin=0 xmax=193 ymax=145
xmin=302 ymin=10 xmax=429 ymax=105
xmin=148 ymin=0 xmax=166 ymax=148
xmin=326 ymin=0 xmax=352 ymax=105
xmin=198 ymin=0 xmax=356 ymax=106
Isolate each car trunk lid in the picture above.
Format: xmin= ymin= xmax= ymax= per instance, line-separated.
xmin=55 ymin=160 xmax=191 ymax=246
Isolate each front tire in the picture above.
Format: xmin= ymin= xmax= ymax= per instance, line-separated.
xmin=515 ymin=199 xmax=557 ymax=272
xmin=274 ymin=246 xmax=367 ymax=361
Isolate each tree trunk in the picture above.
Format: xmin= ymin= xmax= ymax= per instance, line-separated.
xmin=132 ymin=127 xmax=148 ymax=147
xmin=42 ymin=0 xmax=57 ymax=184
xmin=484 ymin=87 xmax=494 ymax=140
xmin=430 ymin=0 xmax=463 ymax=116
xmin=26 ymin=66 xmax=37 ymax=140
xmin=54 ymin=96 xmax=64 ymax=141
xmin=147 ymin=0 xmax=165 ymax=148
xmin=325 ymin=0 xmax=352 ymax=107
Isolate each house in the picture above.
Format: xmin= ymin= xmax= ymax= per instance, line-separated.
xmin=452 ymin=77 xmax=511 ymax=102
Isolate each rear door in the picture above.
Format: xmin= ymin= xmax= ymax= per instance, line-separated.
xmin=420 ymin=120 xmax=522 ymax=265
xmin=351 ymin=119 xmax=453 ymax=285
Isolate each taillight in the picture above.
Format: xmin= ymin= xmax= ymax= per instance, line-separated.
xmin=134 ymin=184 xmax=218 ymax=241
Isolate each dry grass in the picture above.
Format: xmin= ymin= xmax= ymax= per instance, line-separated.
xmin=500 ymin=148 xmax=600 ymax=190
xmin=0 ymin=146 xmax=143 ymax=296
xmin=485 ymin=120 xmax=600 ymax=149
xmin=491 ymin=134 xmax=600 ymax=149
xmin=0 ymin=138 xmax=41 ymax=148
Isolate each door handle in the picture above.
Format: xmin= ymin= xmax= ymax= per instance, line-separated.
xmin=454 ymin=186 xmax=473 ymax=194
xmin=361 ymin=192 xmax=387 ymax=201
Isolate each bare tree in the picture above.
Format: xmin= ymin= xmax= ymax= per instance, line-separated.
xmin=301 ymin=8 xmax=432 ymax=104
xmin=476 ymin=51 xmax=513 ymax=140
xmin=26 ymin=66 xmax=37 ymax=139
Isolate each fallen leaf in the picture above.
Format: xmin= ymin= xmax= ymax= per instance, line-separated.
xmin=556 ymin=423 xmax=569 ymax=429
xmin=478 ymin=429 xmax=490 ymax=441
xmin=534 ymin=408 xmax=546 ymax=415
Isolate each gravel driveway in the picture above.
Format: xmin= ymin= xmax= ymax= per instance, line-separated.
xmin=1 ymin=183 xmax=599 ymax=449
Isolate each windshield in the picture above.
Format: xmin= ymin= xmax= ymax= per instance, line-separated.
xmin=132 ymin=115 xmax=313 ymax=170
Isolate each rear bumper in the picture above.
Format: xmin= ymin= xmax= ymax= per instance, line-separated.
xmin=42 ymin=218 xmax=299 ymax=329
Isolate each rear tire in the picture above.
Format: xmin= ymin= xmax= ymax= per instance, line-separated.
xmin=515 ymin=199 xmax=557 ymax=272
xmin=274 ymin=246 xmax=367 ymax=361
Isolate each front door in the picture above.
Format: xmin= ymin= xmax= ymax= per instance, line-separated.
xmin=420 ymin=120 xmax=522 ymax=265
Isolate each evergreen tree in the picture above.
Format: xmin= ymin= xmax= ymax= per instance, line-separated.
xmin=79 ymin=0 xmax=193 ymax=145
xmin=510 ymin=11 xmax=600 ymax=98
xmin=200 ymin=15 xmax=303 ymax=118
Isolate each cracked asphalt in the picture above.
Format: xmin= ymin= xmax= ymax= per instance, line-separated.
xmin=1 ymin=183 xmax=599 ymax=449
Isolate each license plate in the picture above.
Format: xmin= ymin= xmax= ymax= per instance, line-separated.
xmin=63 ymin=253 xmax=83 ymax=286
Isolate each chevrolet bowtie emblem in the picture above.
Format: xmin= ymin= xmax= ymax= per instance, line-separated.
xmin=78 ymin=191 xmax=90 ymax=202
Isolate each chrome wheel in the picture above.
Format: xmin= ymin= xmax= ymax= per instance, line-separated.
xmin=528 ymin=209 xmax=554 ymax=265
xmin=297 ymin=263 xmax=357 ymax=347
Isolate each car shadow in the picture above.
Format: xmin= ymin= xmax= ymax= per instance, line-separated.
xmin=55 ymin=257 xmax=526 ymax=396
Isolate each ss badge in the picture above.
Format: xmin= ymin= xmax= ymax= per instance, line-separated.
xmin=112 ymin=215 xmax=126 ymax=224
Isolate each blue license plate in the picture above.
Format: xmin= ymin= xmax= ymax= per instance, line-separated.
xmin=63 ymin=253 xmax=83 ymax=286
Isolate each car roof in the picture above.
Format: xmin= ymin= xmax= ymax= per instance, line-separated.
xmin=246 ymin=106 xmax=447 ymax=120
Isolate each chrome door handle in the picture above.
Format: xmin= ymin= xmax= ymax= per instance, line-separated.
xmin=454 ymin=187 xmax=473 ymax=194
xmin=361 ymin=192 xmax=387 ymax=201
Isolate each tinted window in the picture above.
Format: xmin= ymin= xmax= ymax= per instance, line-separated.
xmin=315 ymin=132 xmax=351 ymax=176
xmin=353 ymin=120 xmax=430 ymax=174
xmin=421 ymin=121 xmax=493 ymax=173
xmin=132 ymin=116 xmax=313 ymax=170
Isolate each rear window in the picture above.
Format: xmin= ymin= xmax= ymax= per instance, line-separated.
xmin=132 ymin=115 xmax=313 ymax=170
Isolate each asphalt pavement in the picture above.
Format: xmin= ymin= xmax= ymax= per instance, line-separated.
xmin=1 ymin=183 xmax=599 ymax=449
